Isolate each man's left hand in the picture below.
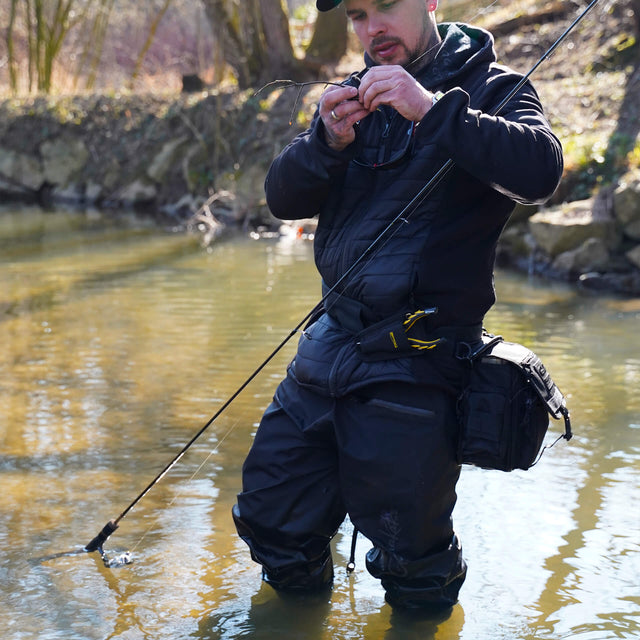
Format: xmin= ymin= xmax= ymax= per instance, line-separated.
xmin=357 ymin=65 xmax=436 ymax=122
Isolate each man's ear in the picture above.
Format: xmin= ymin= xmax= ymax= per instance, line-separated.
xmin=428 ymin=1 xmax=438 ymax=11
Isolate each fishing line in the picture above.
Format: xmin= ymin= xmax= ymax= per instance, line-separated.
xmin=127 ymin=420 xmax=240 ymax=558
xmin=83 ymin=305 xmax=321 ymax=557
xmin=84 ymin=0 xmax=600 ymax=559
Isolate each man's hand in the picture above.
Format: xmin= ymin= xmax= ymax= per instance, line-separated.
xmin=357 ymin=65 xmax=436 ymax=123
xmin=319 ymin=67 xmax=439 ymax=151
xmin=319 ymin=85 xmax=370 ymax=151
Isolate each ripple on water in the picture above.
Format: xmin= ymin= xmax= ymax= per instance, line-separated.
xmin=1 ymin=215 xmax=638 ymax=640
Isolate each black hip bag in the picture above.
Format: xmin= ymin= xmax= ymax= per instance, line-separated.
xmin=457 ymin=333 xmax=572 ymax=472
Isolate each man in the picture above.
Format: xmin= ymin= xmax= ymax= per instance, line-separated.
xmin=233 ymin=0 xmax=563 ymax=611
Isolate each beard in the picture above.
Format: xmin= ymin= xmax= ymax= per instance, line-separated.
xmin=406 ymin=8 xmax=441 ymax=71
xmin=404 ymin=26 xmax=442 ymax=72
xmin=368 ymin=9 xmax=439 ymax=70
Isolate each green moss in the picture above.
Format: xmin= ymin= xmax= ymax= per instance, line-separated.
xmin=626 ymin=141 xmax=640 ymax=169
xmin=588 ymin=33 xmax=638 ymax=72
xmin=562 ymin=129 xmax=640 ymax=199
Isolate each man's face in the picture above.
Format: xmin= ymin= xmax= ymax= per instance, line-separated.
xmin=344 ymin=0 xmax=437 ymax=67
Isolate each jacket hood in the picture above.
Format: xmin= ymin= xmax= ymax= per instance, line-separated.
xmin=363 ymin=22 xmax=496 ymax=88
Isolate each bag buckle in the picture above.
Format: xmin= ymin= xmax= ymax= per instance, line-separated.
xmin=456 ymin=331 xmax=503 ymax=362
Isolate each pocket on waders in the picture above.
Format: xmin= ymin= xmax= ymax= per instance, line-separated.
xmin=365 ymin=397 xmax=436 ymax=420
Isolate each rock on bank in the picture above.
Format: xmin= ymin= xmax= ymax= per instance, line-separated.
xmin=497 ymin=169 xmax=640 ymax=296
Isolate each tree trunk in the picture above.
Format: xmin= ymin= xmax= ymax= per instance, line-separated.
xmin=258 ymin=0 xmax=305 ymax=80
xmin=202 ymin=0 xmax=328 ymax=88
xmin=201 ymin=0 xmax=263 ymax=88
xmin=6 ymin=0 xmax=18 ymax=92
xmin=305 ymin=6 xmax=348 ymax=66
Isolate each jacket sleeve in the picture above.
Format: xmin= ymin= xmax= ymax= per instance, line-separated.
xmin=264 ymin=116 xmax=357 ymax=220
xmin=416 ymin=73 xmax=563 ymax=204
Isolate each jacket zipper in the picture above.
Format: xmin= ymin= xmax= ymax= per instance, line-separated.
xmin=376 ymin=111 xmax=395 ymax=166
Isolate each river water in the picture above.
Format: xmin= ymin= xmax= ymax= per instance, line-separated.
xmin=1 ymin=207 xmax=638 ymax=640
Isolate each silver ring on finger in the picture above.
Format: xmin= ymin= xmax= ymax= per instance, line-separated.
xmin=330 ymin=109 xmax=339 ymax=121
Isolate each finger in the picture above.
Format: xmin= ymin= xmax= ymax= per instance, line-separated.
xmin=356 ymin=65 xmax=401 ymax=91
xmin=357 ymin=66 xmax=409 ymax=107
xmin=330 ymin=99 xmax=369 ymax=123
xmin=321 ymin=85 xmax=359 ymax=112
xmin=360 ymin=77 xmax=400 ymax=110
xmin=322 ymin=105 xmax=370 ymax=151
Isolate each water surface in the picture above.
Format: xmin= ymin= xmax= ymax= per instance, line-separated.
xmin=1 ymin=208 xmax=638 ymax=639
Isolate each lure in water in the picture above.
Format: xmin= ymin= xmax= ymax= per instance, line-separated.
xmin=99 ymin=548 xmax=133 ymax=568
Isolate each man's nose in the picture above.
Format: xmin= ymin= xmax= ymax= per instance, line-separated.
xmin=367 ymin=14 xmax=387 ymax=37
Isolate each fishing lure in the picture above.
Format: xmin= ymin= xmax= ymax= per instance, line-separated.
xmin=100 ymin=549 xmax=133 ymax=568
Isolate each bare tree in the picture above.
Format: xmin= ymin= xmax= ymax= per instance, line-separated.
xmin=128 ymin=0 xmax=174 ymax=89
xmin=3 ymin=0 xmax=350 ymax=94
xmin=201 ymin=0 xmax=294 ymax=88
xmin=6 ymin=0 xmax=19 ymax=91
xmin=200 ymin=0 xmax=348 ymax=88
xmin=73 ymin=0 xmax=116 ymax=91
xmin=6 ymin=0 xmax=109 ymax=93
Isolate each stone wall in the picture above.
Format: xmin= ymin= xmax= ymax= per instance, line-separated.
xmin=0 ymin=92 xmax=301 ymax=227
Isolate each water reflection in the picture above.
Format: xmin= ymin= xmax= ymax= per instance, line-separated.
xmin=1 ymin=208 xmax=638 ymax=640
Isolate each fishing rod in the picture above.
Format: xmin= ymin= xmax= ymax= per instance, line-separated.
xmin=85 ymin=0 xmax=600 ymax=558
xmin=84 ymin=302 xmax=323 ymax=555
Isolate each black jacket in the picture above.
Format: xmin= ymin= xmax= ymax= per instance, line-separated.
xmin=265 ymin=23 xmax=563 ymax=395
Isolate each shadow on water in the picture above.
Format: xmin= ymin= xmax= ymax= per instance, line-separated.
xmin=196 ymin=582 xmax=466 ymax=640
xmin=0 ymin=210 xmax=199 ymax=322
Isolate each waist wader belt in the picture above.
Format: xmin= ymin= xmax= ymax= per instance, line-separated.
xmin=322 ymin=283 xmax=483 ymax=361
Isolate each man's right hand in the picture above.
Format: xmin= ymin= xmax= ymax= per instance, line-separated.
xmin=319 ymin=85 xmax=370 ymax=151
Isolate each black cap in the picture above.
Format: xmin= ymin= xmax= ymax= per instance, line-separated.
xmin=317 ymin=0 xmax=342 ymax=11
